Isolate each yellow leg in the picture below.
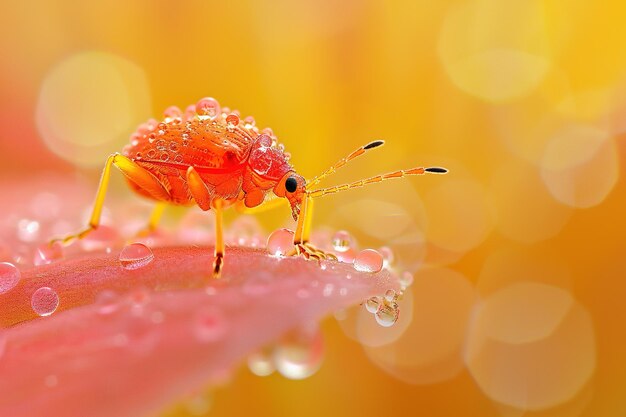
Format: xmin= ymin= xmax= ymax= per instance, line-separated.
xmin=212 ymin=199 xmax=225 ymax=278
xmin=147 ymin=202 xmax=167 ymax=231
xmin=50 ymin=153 xmax=170 ymax=246
xmin=292 ymin=195 xmax=335 ymax=261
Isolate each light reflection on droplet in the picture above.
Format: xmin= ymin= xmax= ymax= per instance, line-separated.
xmin=465 ymin=283 xmax=596 ymax=409
xmin=119 ymin=243 xmax=154 ymax=270
xmin=364 ymin=268 xmax=476 ymax=385
xmin=247 ymin=347 xmax=275 ymax=377
xmin=331 ymin=230 xmax=353 ymax=252
xmin=541 ymin=125 xmax=618 ymax=208
xmin=274 ymin=324 xmax=324 ymax=380
xmin=31 ymin=287 xmax=60 ymax=317
xmin=353 ymin=249 xmax=384 ymax=273
xmin=33 ymin=242 xmax=64 ymax=266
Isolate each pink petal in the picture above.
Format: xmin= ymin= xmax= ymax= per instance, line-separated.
xmin=0 ymin=246 xmax=399 ymax=417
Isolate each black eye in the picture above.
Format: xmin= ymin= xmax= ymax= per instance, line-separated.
xmin=285 ymin=176 xmax=298 ymax=193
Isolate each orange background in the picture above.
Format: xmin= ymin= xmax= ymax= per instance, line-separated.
xmin=2 ymin=1 xmax=626 ymax=416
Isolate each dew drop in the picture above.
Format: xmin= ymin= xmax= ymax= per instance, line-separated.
xmin=335 ymin=248 xmax=356 ymax=263
xmin=184 ymin=104 xmax=196 ymax=121
xmin=353 ymin=249 xmax=384 ymax=273
xmin=274 ymin=324 xmax=324 ymax=380
xmin=33 ymin=242 xmax=64 ymax=266
xmin=365 ymin=296 xmax=381 ymax=314
xmin=247 ymin=348 xmax=275 ymax=376
xmin=384 ymin=289 xmax=396 ymax=302
xmin=256 ymin=134 xmax=272 ymax=148
xmin=194 ymin=307 xmax=226 ymax=343
xmin=163 ymin=105 xmax=182 ymax=119
xmin=195 ymin=97 xmax=221 ymax=118
xmin=0 ymin=262 xmax=21 ymax=294
xmin=31 ymin=287 xmax=59 ymax=317
xmin=148 ymin=133 xmax=156 ymax=143
xmin=375 ymin=301 xmax=399 ymax=327
xmin=155 ymin=139 xmax=167 ymax=150
xmin=379 ymin=246 xmax=394 ymax=269
xmin=119 ymin=243 xmax=154 ymax=270
xmin=331 ymin=230 xmax=353 ymax=252
xmin=399 ymin=271 xmax=414 ymax=289
xmin=266 ymin=228 xmax=295 ymax=256
xmin=226 ymin=113 xmax=240 ymax=128
xmin=160 ymin=152 xmax=169 ymax=162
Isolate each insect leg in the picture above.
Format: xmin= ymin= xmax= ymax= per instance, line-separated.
xmin=212 ymin=199 xmax=225 ymax=278
xmin=186 ymin=166 xmax=212 ymax=211
xmin=136 ymin=202 xmax=167 ymax=237
xmin=51 ymin=153 xmax=170 ymax=246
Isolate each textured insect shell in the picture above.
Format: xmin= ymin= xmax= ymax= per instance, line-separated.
xmin=122 ymin=117 xmax=292 ymax=209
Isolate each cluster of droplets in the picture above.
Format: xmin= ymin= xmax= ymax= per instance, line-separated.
xmin=264 ymin=228 xmax=409 ymax=328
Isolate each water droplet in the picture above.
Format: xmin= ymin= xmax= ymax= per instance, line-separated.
xmin=247 ymin=348 xmax=275 ymax=376
xmin=155 ymin=139 xmax=167 ymax=150
xmin=384 ymin=289 xmax=397 ymax=302
xmin=17 ymin=219 xmax=40 ymax=242
xmin=160 ymin=152 xmax=169 ymax=161
xmin=323 ymin=283 xmax=334 ymax=297
xmin=135 ymin=152 xmax=142 ymax=160
xmin=399 ymin=271 xmax=414 ymax=289
xmin=147 ymin=149 xmax=157 ymax=159
xmin=174 ymin=154 xmax=184 ymax=163
xmin=379 ymin=246 xmax=394 ymax=269
xmin=353 ymin=249 xmax=384 ymax=273
xmin=335 ymin=248 xmax=356 ymax=263
xmin=119 ymin=243 xmax=154 ymax=270
xmin=365 ymin=296 xmax=381 ymax=314
xmin=194 ymin=307 xmax=226 ymax=343
xmin=96 ymin=290 xmax=119 ymax=315
xmin=31 ymin=287 xmax=59 ymax=317
xmin=275 ymin=324 xmax=324 ymax=380
xmin=266 ymin=228 xmax=295 ymax=256
xmin=375 ymin=301 xmax=399 ymax=327
xmin=0 ymin=262 xmax=20 ymax=294
xmin=226 ymin=113 xmax=240 ymax=128
xmin=148 ymin=133 xmax=156 ymax=143
xmin=331 ymin=230 xmax=352 ymax=252
xmin=33 ymin=242 xmax=64 ymax=266
xmin=195 ymin=97 xmax=221 ymax=118
xmin=163 ymin=105 xmax=182 ymax=119
xmin=184 ymin=104 xmax=196 ymax=121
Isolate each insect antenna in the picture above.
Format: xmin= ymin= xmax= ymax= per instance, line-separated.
xmin=307 ymin=166 xmax=448 ymax=198
xmin=307 ymin=140 xmax=386 ymax=188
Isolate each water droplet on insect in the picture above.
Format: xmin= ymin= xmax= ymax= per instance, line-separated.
xmin=375 ymin=301 xmax=399 ymax=327
xmin=147 ymin=149 xmax=157 ymax=159
xmin=160 ymin=152 xmax=169 ymax=161
xmin=155 ymin=139 xmax=167 ymax=150
xmin=244 ymin=116 xmax=256 ymax=129
xmin=174 ymin=154 xmax=184 ymax=163
xmin=131 ymin=139 xmax=139 ymax=146
xmin=365 ymin=296 xmax=381 ymax=314
xmin=247 ymin=347 xmax=275 ymax=376
xmin=31 ymin=287 xmax=59 ymax=317
xmin=353 ymin=249 xmax=384 ymax=273
xmin=17 ymin=219 xmax=40 ymax=242
xmin=274 ymin=324 xmax=324 ymax=380
xmin=195 ymin=97 xmax=221 ymax=118
xmin=184 ymin=104 xmax=196 ymax=121
xmin=135 ymin=152 xmax=142 ymax=160
xmin=331 ymin=230 xmax=352 ymax=252
xmin=96 ymin=290 xmax=119 ymax=315
xmin=119 ymin=243 xmax=154 ymax=270
xmin=194 ymin=307 xmax=226 ymax=343
xmin=169 ymin=141 xmax=178 ymax=152
xmin=266 ymin=228 xmax=295 ymax=256
xmin=256 ymin=134 xmax=272 ymax=148
xmin=148 ymin=133 xmax=156 ymax=143
xmin=33 ymin=242 xmax=64 ymax=266
xmin=0 ymin=262 xmax=21 ymax=294
xmin=226 ymin=114 xmax=240 ymax=128
xmin=399 ymin=271 xmax=414 ymax=289
xmin=163 ymin=106 xmax=182 ymax=119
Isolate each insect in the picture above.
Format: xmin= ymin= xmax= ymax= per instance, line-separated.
xmin=51 ymin=97 xmax=447 ymax=277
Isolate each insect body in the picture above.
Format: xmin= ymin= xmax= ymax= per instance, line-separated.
xmin=52 ymin=97 xmax=447 ymax=277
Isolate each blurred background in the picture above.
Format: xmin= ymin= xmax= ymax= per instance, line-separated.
xmin=2 ymin=0 xmax=626 ymax=416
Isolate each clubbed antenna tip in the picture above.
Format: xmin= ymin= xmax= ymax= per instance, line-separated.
xmin=425 ymin=167 xmax=448 ymax=174
xmin=364 ymin=140 xmax=385 ymax=150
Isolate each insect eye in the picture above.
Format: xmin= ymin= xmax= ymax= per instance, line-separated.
xmin=285 ymin=176 xmax=298 ymax=193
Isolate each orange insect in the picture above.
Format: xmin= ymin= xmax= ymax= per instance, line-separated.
xmin=52 ymin=97 xmax=447 ymax=277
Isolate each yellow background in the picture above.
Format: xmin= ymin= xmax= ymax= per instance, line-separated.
xmin=1 ymin=1 xmax=626 ymax=416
